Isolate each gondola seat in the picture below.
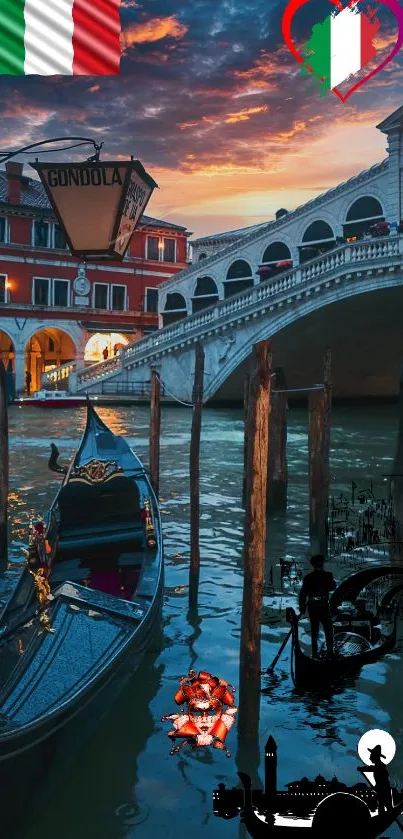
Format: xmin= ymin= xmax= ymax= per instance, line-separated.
xmin=55 ymin=475 xmax=145 ymax=555
xmin=57 ymin=523 xmax=144 ymax=554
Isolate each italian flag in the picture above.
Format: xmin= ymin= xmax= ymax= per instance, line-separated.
xmin=303 ymin=5 xmax=379 ymax=91
xmin=0 ymin=0 xmax=121 ymax=75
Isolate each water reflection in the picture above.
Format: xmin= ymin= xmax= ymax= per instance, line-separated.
xmin=0 ymin=403 xmax=402 ymax=838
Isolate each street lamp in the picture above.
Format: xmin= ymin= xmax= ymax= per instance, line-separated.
xmin=0 ymin=137 xmax=158 ymax=261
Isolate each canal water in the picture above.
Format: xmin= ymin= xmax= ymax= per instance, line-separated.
xmin=2 ymin=402 xmax=403 ymax=839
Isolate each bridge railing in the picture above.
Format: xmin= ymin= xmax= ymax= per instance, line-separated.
xmin=42 ymin=360 xmax=77 ymax=388
xmin=75 ymin=235 xmax=402 ymax=389
xmin=93 ymin=380 xmax=166 ymax=396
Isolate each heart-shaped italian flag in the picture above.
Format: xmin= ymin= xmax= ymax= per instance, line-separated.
xmin=282 ymin=0 xmax=403 ymax=102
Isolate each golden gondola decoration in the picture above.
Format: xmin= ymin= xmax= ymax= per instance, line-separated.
xmin=143 ymin=498 xmax=157 ymax=548
xmin=25 ymin=516 xmax=55 ymax=633
xmin=71 ymin=459 xmax=123 ymax=484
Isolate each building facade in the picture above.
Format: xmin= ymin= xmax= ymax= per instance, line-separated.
xmin=0 ymin=161 xmax=190 ymax=393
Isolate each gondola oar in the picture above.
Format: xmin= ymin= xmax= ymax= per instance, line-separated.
xmin=261 ymin=613 xmax=302 ymax=675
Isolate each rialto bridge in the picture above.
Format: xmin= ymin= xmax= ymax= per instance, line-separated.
xmin=65 ymin=107 xmax=403 ymax=402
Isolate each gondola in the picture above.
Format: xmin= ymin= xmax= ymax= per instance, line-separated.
xmin=287 ymin=606 xmax=397 ymax=690
xmin=286 ymin=563 xmax=402 ymax=690
xmin=0 ymin=399 xmax=163 ymax=800
xmin=236 ymin=772 xmax=403 ymax=838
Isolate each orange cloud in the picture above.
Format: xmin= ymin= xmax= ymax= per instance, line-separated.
xmin=121 ymin=15 xmax=188 ymax=49
xmin=373 ymin=31 xmax=398 ymax=51
xmin=225 ymin=105 xmax=268 ymax=123
xmin=178 ymin=105 xmax=268 ymax=130
xmin=233 ymin=49 xmax=286 ymax=82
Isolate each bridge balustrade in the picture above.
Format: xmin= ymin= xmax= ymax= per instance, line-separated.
xmin=75 ymin=235 xmax=403 ymax=389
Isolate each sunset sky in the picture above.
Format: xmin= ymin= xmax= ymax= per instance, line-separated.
xmin=0 ymin=0 xmax=402 ymax=239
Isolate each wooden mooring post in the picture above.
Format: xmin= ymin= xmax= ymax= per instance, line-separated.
xmin=189 ymin=342 xmax=205 ymax=610
xmin=308 ymin=350 xmax=332 ymax=556
xmin=0 ymin=361 xmax=8 ymax=571
xmin=242 ymin=373 xmax=250 ymax=507
xmin=267 ymin=367 xmax=288 ymax=511
xmin=239 ymin=340 xmax=271 ymax=688
xmin=149 ymin=369 xmax=161 ymax=499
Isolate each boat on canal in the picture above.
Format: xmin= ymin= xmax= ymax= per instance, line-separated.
xmin=215 ymin=732 xmax=403 ymax=838
xmin=286 ymin=565 xmax=403 ymax=691
xmin=236 ymin=771 xmax=403 ymax=838
xmin=17 ymin=389 xmax=87 ymax=408
xmin=0 ymin=399 xmax=163 ymax=780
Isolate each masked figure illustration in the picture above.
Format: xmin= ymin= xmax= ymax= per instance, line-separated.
xmin=162 ymin=670 xmax=237 ymax=756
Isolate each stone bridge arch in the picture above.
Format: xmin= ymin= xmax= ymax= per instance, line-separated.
xmin=202 ymin=274 xmax=403 ymax=401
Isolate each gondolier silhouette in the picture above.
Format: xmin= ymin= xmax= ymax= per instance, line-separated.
xmin=357 ymin=744 xmax=393 ymax=815
xmin=298 ymin=555 xmax=336 ymax=658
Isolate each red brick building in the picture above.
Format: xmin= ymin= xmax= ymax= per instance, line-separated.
xmin=0 ymin=161 xmax=190 ymax=393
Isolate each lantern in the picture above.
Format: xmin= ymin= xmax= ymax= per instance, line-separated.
xmin=30 ymin=159 xmax=158 ymax=261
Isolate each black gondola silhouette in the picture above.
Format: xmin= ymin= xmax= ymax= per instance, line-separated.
xmin=213 ymin=735 xmax=403 ymax=837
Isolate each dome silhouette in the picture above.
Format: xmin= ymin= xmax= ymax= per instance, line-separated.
xmin=312 ymin=792 xmax=371 ymax=836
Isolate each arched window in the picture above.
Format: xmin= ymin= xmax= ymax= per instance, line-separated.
xmin=224 ymin=259 xmax=253 ymax=298
xmin=162 ymin=292 xmax=187 ymax=327
xmin=259 ymin=242 xmax=292 ymax=280
xmin=343 ymin=196 xmax=384 ymax=239
xmin=191 ymin=277 xmax=219 ymax=314
xmin=198 ymin=253 xmax=207 ymax=260
xmin=299 ymin=220 xmax=336 ymax=264
xmin=346 ymin=196 xmax=383 ymax=221
xmin=262 ymin=242 xmax=292 ymax=263
xmin=302 ymin=220 xmax=334 ymax=243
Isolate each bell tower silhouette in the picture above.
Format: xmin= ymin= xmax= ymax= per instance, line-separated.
xmin=264 ymin=735 xmax=277 ymax=812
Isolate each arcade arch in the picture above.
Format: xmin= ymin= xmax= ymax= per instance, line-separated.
xmin=24 ymin=328 xmax=76 ymax=393
xmin=162 ymin=292 xmax=188 ymax=327
xmin=0 ymin=329 xmax=15 ymax=368
xmin=299 ymin=220 xmax=336 ymax=264
xmin=259 ymin=242 xmax=292 ymax=280
xmin=191 ymin=277 xmax=219 ymax=314
xmin=343 ymin=196 xmax=384 ymax=239
xmin=224 ymin=260 xmax=253 ymax=298
xmin=84 ymin=332 xmax=130 ymax=364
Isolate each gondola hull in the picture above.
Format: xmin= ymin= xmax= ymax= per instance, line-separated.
xmin=239 ymin=800 xmax=403 ymax=838
xmin=0 ymin=400 xmax=164 ymax=835
xmin=287 ymin=608 xmax=396 ymax=691
xmin=236 ymin=775 xmax=403 ymax=838
xmin=1 ymin=608 xmax=163 ymax=838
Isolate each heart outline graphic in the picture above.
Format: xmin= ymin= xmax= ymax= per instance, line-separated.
xmin=282 ymin=0 xmax=403 ymax=102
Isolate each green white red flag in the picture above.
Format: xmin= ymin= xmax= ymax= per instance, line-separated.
xmin=0 ymin=0 xmax=121 ymax=75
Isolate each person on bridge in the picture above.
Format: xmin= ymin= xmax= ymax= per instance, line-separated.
xmin=298 ymin=555 xmax=336 ymax=658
